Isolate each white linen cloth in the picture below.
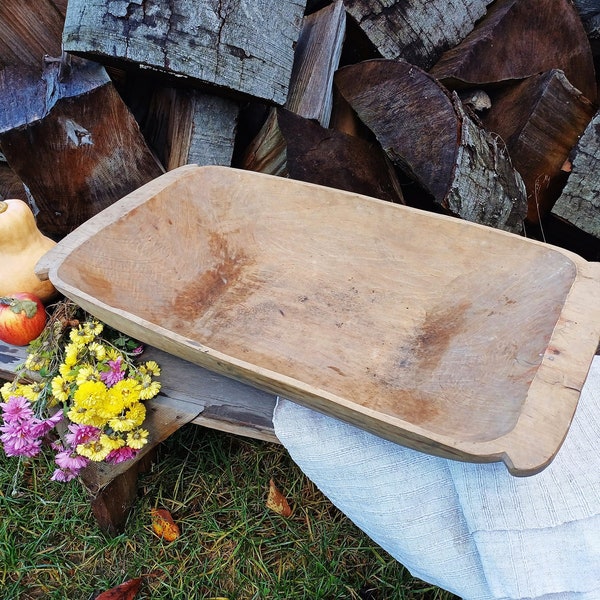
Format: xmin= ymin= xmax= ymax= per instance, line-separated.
xmin=272 ymin=356 xmax=600 ymax=599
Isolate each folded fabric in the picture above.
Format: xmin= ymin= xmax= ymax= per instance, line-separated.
xmin=272 ymin=356 xmax=600 ymax=599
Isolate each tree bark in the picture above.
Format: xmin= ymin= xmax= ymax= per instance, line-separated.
xmin=552 ymin=109 xmax=600 ymax=239
xmin=342 ymin=0 xmax=494 ymax=70
xmin=62 ymin=0 xmax=307 ymax=105
xmin=334 ymin=59 xmax=527 ymax=233
xmin=429 ymin=0 xmax=597 ymax=104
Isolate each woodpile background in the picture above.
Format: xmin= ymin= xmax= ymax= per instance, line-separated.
xmin=1 ymin=0 xmax=600 ymax=261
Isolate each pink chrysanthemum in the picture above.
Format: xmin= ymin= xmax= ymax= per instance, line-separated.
xmin=0 ymin=421 xmax=43 ymax=457
xmin=65 ymin=423 xmax=101 ymax=447
xmin=100 ymin=356 xmax=125 ymax=387
xmin=31 ymin=411 xmax=63 ymax=438
xmin=51 ymin=468 xmax=80 ymax=482
xmin=0 ymin=396 xmax=35 ymax=422
xmin=105 ymin=446 xmax=138 ymax=465
xmin=55 ymin=449 xmax=89 ymax=471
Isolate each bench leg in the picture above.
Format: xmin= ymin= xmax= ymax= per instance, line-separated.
xmin=88 ymin=449 xmax=157 ymax=535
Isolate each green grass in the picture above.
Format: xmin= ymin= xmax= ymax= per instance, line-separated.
xmin=1 ymin=425 xmax=458 ymax=599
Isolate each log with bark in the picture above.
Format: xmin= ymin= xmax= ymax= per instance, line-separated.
xmin=429 ymin=0 xmax=597 ymax=104
xmin=0 ymin=56 xmax=164 ymax=239
xmin=342 ymin=0 xmax=495 ymax=70
xmin=552 ymin=109 xmax=600 ymax=239
xmin=143 ymin=85 xmax=241 ymax=170
xmin=333 ymin=58 xmax=527 ymax=233
xmin=574 ymin=0 xmax=600 ymax=57
xmin=242 ymin=106 xmax=404 ymax=204
xmin=285 ymin=0 xmax=346 ymax=127
xmin=480 ymin=70 xmax=597 ymax=223
xmin=62 ymin=0 xmax=307 ymax=105
xmin=0 ymin=159 xmax=27 ymax=201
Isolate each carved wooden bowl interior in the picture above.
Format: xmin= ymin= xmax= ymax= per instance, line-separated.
xmin=38 ymin=165 xmax=600 ymax=475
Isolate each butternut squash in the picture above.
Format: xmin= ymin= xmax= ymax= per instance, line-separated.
xmin=0 ymin=199 xmax=58 ymax=302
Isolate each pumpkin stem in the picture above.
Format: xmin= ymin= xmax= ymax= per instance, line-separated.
xmin=0 ymin=201 xmax=7 ymax=214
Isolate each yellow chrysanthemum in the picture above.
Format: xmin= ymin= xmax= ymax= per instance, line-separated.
xmin=63 ymin=343 xmax=80 ymax=367
xmin=67 ymin=404 xmax=106 ymax=427
xmin=126 ymin=428 xmax=149 ymax=450
xmin=58 ymin=362 xmax=76 ymax=380
xmin=83 ymin=320 xmax=103 ymax=337
xmin=96 ymin=387 xmax=129 ymax=420
xmin=105 ymin=347 xmax=121 ymax=361
xmin=51 ymin=375 xmax=72 ymax=402
xmin=24 ymin=353 xmax=48 ymax=372
xmin=140 ymin=361 xmax=161 ymax=377
xmin=139 ymin=376 xmax=161 ymax=400
xmin=108 ymin=402 xmax=145 ymax=432
xmin=73 ymin=380 xmax=108 ymax=407
xmin=15 ymin=383 xmax=44 ymax=402
xmin=109 ymin=379 xmax=141 ymax=408
xmin=101 ymin=432 xmax=125 ymax=451
xmin=69 ymin=325 xmax=95 ymax=346
xmin=1 ymin=381 xmax=17 ymax=401
xmin=76 ymin=438 xmax=112 ymax=461
xmin=75 ymin=365 xmax=102 ymax=386
xmin=87 ymin=342 xmax=106 ymax=361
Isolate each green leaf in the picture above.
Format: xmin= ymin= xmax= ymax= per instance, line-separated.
xmin=9 ymin=298 xmax=38 ymax=318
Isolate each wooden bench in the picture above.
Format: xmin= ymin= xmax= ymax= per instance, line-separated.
xmin=0 ymin=341 xmax=278 ymax=534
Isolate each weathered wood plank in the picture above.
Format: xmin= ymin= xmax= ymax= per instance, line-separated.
xmin=334 ymin=59 xmax=527 ymax=232
xmin=342 ymin=0 xmax=494 ymax=70
xmin=62 ymin=0 xmax=307 ymax=105
xmin=430 ymin=0 xmax=597 ymax=104
xmin=552 ymin=109 xmax=600 ymax=239
xmin=286 ymin=0 xmax=346 ymax=127
xmin=481 ymin=70 xmax=596 ymax=223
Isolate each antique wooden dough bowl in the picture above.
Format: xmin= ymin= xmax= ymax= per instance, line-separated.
xmin=36 ymin=165 xmax=600 ymax=475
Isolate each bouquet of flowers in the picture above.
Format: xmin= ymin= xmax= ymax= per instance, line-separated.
xmin=0 ymin=300 xmax=161 ymax=482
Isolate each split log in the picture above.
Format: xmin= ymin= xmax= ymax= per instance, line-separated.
xmin=429 ymin=0 xmax=597 ymax=104
xmin=62 ymin=0 xmax=307 ymax=105
xmin=143 ymin=86 xmax=240 ymax=170
xmin=552 ymin=109 xmax=600 ymax=239
xmin=242 ymin=107 xmax=404 ymax=204
xmin=285 ymin=0 xmax=346 ymax=127
xmin=0 ymin=0 xmax=64 ymax=70
xmin=481 ymin=70 xmax=596 ymax=223
xmin=334 ymin=59 xmax=527 ymax=233
xmin=342 ymin=0 xmax=494 ymax=70
xmin=0 ymin=57 xmax=164 ymax=239
xmin=0 ymin=161 xmax=27 ymax=201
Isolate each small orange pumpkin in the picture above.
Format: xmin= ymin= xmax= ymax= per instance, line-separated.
xmin=0 ymin=199 xmax=58 ymax=302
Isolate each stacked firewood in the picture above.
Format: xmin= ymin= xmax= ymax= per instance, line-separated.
xmin=1 ymin=0 xmax=599 ymax=259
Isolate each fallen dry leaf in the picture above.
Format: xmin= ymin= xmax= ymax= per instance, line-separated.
xmin=150 ymin=508 xmax=181 ymax=542
xmin=94 ymin=577 xmax=142 ymax=600
xmin=266 ymin=478 xmax=292 ymax=517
